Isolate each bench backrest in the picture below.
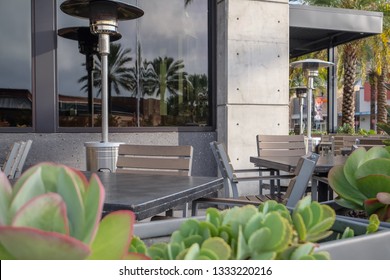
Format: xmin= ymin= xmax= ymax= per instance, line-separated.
xmin=116 ymin=144 xmax=193 ymax=176
xmin=256 ymin=135 xmax=306 ymax=157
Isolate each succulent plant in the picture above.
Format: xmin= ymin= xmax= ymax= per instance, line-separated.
xmin=0 ymin=162 xmax=148 ymax=260
xmin=147 ymin=198 xmax=334 ymax=260
xmin=328 ymin=146 xmax=390 ymax=222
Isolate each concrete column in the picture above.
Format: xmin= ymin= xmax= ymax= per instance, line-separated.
xmin=216 ymin=0 xmax=289 ymax=195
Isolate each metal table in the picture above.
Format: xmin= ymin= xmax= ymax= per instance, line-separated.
xmin=83 ymin=172 xmax=223 ymax=220
xmin=250 ymin=154 xmax=347 ymax=201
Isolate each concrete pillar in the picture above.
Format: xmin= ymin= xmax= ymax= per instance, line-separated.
xmin=216 ymin=0 xmax=290 ymax=195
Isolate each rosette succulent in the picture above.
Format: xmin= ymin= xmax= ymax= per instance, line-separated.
xmin=328 ymin=146 xmax=390 ymax=222
xmin=147 ymin=198 xmax=334 ymax=260
xmin=0 ymin=162 xmax=148 ymax=260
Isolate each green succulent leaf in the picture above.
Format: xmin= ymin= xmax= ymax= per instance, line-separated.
xmin=311 ymin=251 xmax=331 ymax=260
xmin=247 ymin=227 xmax=271 ymax=253
xmin=366 ymin=214 xmax=380 ymax=234
xmin=147 ymin=243 xmax=168 ymax=260
xmin=356 ymin=175 xmax=390 ymax=199
xmin=251 ymin=251 xmax=276 ymax=260
xmin=8 ymin=169 xmax=46 ymax=218
xmin=11 ymin=193 xmax=69 ymax=235
xmin=290 ymin=243 xmax=315 ymax=260
xmin=334 ymin=196 xmax=363 ymax=210
xmin=201 ymin=237 xmax=231 ymax=260
xmin=206 ymin=207 xmax=222 ymax=228
xmin=56 ymin=168 xmax=85 ymax=241
xmin=198 ymin=248 xmax=218 ymax=260
xmin=0 ymin=172 xmax=13 ymax=225
xmin=179 ymin=219 xmax=200 ymax=237
xmin=82 ymin=174 xmax=105 ymax=244
xmin=292 ymin=212 xmax=307 ymax=241
xmin=262 ymin=212 xmax=291 ymax=252
xmin=167 ymin=243 xmax=182 ymax=260
xmin=0 ymin=226 xmax=90 ymax=259
xmin=183 ymin=243 xmax=200 ymax=260
xmin=340 ymin=227 xmax=354 ymax=239
xmin=236 ymin=226 xmax=250 ymax=260
xmin=328 ymin=165 xmax=367 ymax=206
xmin=183 ymin=235 xmax=203 ymax=248
xmin=343 ymin=147 xmax=368 ymax=186
xmin=243 ymin=212 xmax=263 ymax=240
xmin=88 ymin=210 xmax=134 ymax=260
xmin=355 ymin=158 xmax=390 ymax=179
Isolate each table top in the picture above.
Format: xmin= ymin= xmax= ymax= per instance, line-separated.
xmin=250 ymin=154 xmax=347 ymax=174
xmin=83 ymin=172 xmax=223 ymax=220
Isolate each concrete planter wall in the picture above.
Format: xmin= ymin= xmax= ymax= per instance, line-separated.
xmin=133 ymin=215 xmax=390 ymax=260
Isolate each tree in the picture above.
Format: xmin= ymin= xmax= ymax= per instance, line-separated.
xmin=148 ymin=57 xmax=192 ymax=117
xmin=79 ymin=43 xmax=135 ymax=115
xmin=303 ymin=0 xmax=380 ymax=130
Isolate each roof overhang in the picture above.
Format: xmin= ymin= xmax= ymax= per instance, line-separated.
xmin=290 ymin=4 xmax=383 ymax=58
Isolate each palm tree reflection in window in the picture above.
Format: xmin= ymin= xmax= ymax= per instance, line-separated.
xmin=79 ymin=42 xmax=210 ymax=127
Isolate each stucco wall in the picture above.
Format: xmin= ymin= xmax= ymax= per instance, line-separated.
xmin=0 ymin=132 xmax=218 ymax=177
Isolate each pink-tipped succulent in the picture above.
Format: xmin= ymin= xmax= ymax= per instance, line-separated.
xmin=0 ymin=162 xmax=148 ymax=260
xmin=328 ymin=147 xmax=390 ymax=222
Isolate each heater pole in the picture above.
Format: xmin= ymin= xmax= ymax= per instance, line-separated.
xmin=99 ymin=33 xmax=110 ymax=143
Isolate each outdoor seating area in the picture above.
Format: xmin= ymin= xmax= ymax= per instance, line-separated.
xmin=2 ymin=0 xmax=390 ymax=266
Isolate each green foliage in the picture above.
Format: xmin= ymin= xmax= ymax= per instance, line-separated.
xmin=328 ymin=147 xmax=390 ymax=222
xmin=337 ymin=123 xmax=355 ymax=135
xmin=147 ymin=198 xmax=335 ymax=260
xmin=0 ymin=163 xmax=148 ymax=260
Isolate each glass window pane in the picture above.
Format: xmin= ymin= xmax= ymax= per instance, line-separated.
xmin=57 ymin=0 xmax=210 ymax=128
xmin=137 ymin=0 xmax=209 ymax=126
xmin=0 ymin=1 xmax=32 ymax=128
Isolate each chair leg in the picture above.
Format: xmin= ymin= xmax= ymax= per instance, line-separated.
xmin=182 ymin=202 xmax=188 ymax=217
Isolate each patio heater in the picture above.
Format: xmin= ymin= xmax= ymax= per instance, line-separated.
xmin=293 ymin=86 xmax=307 ymax=135
xmin=290 ymin=59 xmax=334 ymax=150
xmin=60 ymin=0 xmax=144 ymax=172
xmin=57 ymin=26 xmax=121 ymax=127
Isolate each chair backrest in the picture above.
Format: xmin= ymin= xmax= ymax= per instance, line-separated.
xmin=1 ymin=140 xmax=33 ymax=179
xmin=210 ymin=141 xmax=236 ymax=182
xmin=210 ymin=141 xmax=319 ymax=207
xmin=284 ymin=153 xmax=319 ymax=207
xmin=256 ymin=135 xmax=306 ymax=157
xmin=116 ymin=144 xmax=193 ymax=176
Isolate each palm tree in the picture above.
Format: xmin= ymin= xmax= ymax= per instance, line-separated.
xmin=303 ymin=0 xmax=380 ymax=129
xmin=79 ymin=43 xmax=135 ymax=116
xmin=184 ymin=0 xmax=193 ymax=7
xmin=148 ymin=57 xmax=192 ymax=117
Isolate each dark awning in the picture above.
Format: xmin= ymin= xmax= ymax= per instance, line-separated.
xmin=290 ymin=4 xmax=383 ymax=58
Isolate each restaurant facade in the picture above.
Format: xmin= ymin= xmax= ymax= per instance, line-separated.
xmin=0 ymin=1 xmax=383 ymax=186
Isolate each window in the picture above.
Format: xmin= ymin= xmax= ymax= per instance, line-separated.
xmin=57 ymin=0 xmax=210 ymax=128
xmin=0 ymin=1 xmax=32 ymax=128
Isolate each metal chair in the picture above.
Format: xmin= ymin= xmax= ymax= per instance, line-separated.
xmin=191 ymin=141 xmax=319 ymax=216
xmin=1 ymin=140 xmax=33 ymax=179
xmin=256 ymin=134 xmax=306 ymax=195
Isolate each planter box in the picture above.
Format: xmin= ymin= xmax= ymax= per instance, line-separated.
xmin=134 ymin=215 xmax=390 ymax=260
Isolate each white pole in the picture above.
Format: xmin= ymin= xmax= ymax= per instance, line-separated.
xmin=99 ymin=33 xmax=110 ymax=143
